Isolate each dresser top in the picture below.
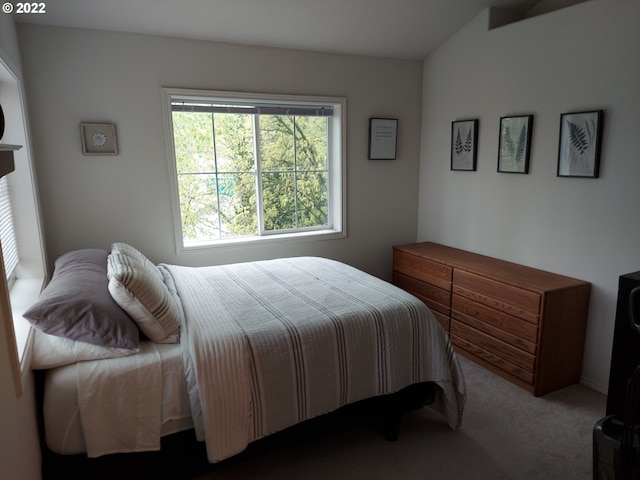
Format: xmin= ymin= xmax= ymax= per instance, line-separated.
xmin=393 ymin=242 xmax=589 ymax=292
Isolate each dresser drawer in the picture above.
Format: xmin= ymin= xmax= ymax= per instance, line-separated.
xmin=451 ymin=293 xmax=539 ymax=342
xmin=451 ymin=319 xmax=536 ymax=372
xmin=451 ymin=335 xmax=535 ymax=385
xmin=452 ymin=308 xmax=537 ymax=355
xmin=394 ymin=271 xmax=450 ymax=308
xmin=453 ymin=269 xmax=541 ymax=317
xmin=432 ymin=310 xmax=450 ymax=332
xmin=393 ymin=250 xmax=452 ymax=290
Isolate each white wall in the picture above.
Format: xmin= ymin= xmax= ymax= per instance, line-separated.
xmin=418 ymin=0 xmax=640 ymax=392
xmin=17 ymin=25 xmax=423 ymax=280
xmin=0 ymin=11 xmax=21 ymax=72
xmin=0 ymin=13 xmax=42 ymax=480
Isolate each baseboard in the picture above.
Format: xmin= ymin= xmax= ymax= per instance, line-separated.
xmin=580 ymin=376 xmax=607 ymax=395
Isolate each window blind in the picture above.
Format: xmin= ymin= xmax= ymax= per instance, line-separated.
xmin=0 ymin=176 xmax=19 ymax=284
xmin=172 ymin=102 xmax=334 ymax=117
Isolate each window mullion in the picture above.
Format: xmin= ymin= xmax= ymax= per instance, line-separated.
xmin=292 ymin=116 xmax=300 ymax=229
xmin=211 ymin=113 xmax=223 ymax=240
xmin=253 ymin=115 xmax=265 ymax=236
xmin=325 ymin=118 xmax=333 ymax=228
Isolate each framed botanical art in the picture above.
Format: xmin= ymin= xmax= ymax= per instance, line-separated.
xmin=498 ymin=115 xmax=533 ymax=174
xmin=557 ymin=110 xmax=603 ymax=178
xmin=450 ymin=119 xmax=478 ymax=171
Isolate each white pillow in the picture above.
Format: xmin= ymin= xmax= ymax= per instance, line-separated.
xmin=107 ymin=252 xmax=181 ymax=344
xmin=111 ymin=242 xmax=164 ymax=283
xmin=31 ymin=328 xmax=138 ymax=369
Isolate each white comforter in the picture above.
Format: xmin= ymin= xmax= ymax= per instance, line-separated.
xmin=166 ymin=256 xmax=466 ymax=463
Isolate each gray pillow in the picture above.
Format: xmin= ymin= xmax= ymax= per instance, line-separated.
xmin=23 ymin=249 xmax=139 ymax=349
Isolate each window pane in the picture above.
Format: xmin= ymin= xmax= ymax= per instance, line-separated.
xmin=213 ymin=113 xmax=254 ymax=172
xmin=295 ymin=117 xmax=328 ymax=171
xmin=172 ymin=112 xmax=216 ymax=173
xmin=260 ymin=115 xmax=294 ymax=172
xmin=178 ymin=173 xmax=220 ymax=242
xmin=262 ymin=172 xmax=296 ymax=231
xmin=297 ymin=172 xmax=328 ymax=227
xmin=0 ymin=176 xmax=19 ymax=281
xmin=218 ymin=172 xmax=257 ymax=237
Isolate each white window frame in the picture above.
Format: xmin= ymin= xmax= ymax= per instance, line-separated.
xmin=162 ymin=88 xmax=347 ymax=254
xmin=0 ymin=52 xmax=47 ymax=395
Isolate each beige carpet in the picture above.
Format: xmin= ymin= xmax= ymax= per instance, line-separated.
xmin=194 ymin=356 xmax=606 ymax=479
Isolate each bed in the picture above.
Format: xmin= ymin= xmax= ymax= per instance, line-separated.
xmin=27 ymin=244 xmax=466 ymax=467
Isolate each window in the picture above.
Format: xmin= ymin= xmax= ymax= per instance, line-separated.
xmin=0 ymin=175 xmax=19 ymax=285
xmin=163 ymin=89 xmax=346 ymax=251
xmin=0 ymin=55 xmax=47 ymax=393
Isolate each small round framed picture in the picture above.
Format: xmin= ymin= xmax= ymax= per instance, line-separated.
xmin=80 ymin=123 xmax=118 ymax=155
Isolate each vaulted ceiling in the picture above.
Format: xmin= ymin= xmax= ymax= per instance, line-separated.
xmin=13 ymin=0 xmax=589 ymax=60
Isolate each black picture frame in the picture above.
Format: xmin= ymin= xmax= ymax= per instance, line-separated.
xmin=557 ymin=110 xmax=603 ymax=178
xmin=450 ymin=119 xmax=478 ymax=171
xmin=497 ymin=115 xmax=533 ymax=174
xmin=0 ymin=103 xmax=5 ymax=141
xmin=368 ymin=118 xmax=398 ymax=160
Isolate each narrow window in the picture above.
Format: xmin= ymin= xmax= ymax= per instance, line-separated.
xmin=0 ymin=175 xmax=19 ymax=285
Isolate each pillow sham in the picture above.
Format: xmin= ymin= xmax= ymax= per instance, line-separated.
xmin=111 ymin=242 xmax=164 ymax=283
xmin=107 ymin=252 xmax=180 ymax=344
xmin=31 ymin=328 xmax=139 ymax=370
xmin=22 ymin=249 xmax=140 ymax=349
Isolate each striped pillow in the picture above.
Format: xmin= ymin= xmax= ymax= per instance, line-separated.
xmin=107 ymin=252 xmax=180 ymax=344
xmin=111 ymin=242 xmax=164 ymax=283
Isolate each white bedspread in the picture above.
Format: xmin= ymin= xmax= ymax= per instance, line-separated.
xmin=165 ymin=256 xmax=465 ymax=463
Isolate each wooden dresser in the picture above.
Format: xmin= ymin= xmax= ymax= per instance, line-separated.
xmin=392 ymin=242 xmax=590 ymax=396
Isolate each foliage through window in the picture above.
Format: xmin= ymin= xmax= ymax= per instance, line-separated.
xmin=165 ymin=90 xmax=345 ymax=248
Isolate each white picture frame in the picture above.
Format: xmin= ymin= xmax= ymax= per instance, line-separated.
xmin=80 ymin=123 xmax=118 ymax=155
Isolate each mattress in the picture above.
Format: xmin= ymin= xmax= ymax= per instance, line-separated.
xmin=43 ymin=341 xmax=193 ymax=455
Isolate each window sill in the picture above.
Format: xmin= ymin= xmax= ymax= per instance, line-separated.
xmin=178 ymin=228 xmax=346 ymax=254
xmin=9 ymin=276 xmax=44 ymax=384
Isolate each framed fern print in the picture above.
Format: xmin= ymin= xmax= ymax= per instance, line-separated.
xmin=451 ymin=119 xmax=478 ymax=171
xmin=498 ymin=115 xmax=533 ymax=174
xmin=557 ymin=110 xmax=603 ymax=178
